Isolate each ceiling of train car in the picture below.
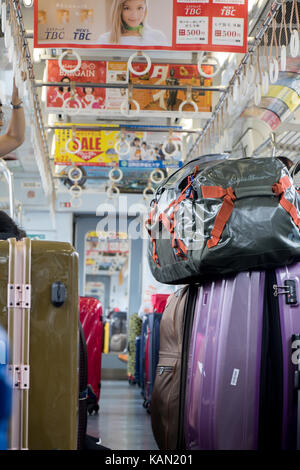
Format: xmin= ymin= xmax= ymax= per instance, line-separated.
xmin=1 ymin=0 xmax=300 ymax=211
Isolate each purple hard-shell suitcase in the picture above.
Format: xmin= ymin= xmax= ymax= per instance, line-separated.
xmin=184 ymin=266 xmax=300 ymax=450
xmin=184 ymin=271 xmax=265 ymax=450
xmin=273 ymin=264 xmax=300 ymax=450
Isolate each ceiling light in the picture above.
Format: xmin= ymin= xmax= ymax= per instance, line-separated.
xmin=23 ymin=0 xmax=33 ymax=7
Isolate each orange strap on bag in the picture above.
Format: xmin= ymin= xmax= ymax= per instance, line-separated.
xmin=201 ymin=186 xmax=236 ymax=248
xmin=145 ymin=166 xmax=199 ymax=265
xmin=273 ymin=175 xmax=300 ymax=230
xmin=146 ymin=202 xmax=161 ymax=267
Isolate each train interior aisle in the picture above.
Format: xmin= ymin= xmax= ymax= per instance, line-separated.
xmin=2 ymin=0 xmax=300 ymax=456
xmin=87 ymin=380 xmax=158 ymax=451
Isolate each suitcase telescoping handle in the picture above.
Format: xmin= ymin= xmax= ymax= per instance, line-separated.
xmin=0 ymin=158 xmax=15 ymax=220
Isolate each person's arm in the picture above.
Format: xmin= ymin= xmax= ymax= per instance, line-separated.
xmin=0 ymin=78 xmax=25 ymax=157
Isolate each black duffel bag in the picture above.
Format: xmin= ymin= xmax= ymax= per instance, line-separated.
xmin=146 ymin=156 xmax=300 ymax=285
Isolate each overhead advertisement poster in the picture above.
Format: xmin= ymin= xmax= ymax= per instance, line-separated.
xmin=54 ymin=124 xmax=183 ymax=168
xmin=35 ymin=0 xmax=248 ymax=53
xmin=46 ymin=60 xmax=127 ymax=114
xmin=130 ymin=63 xmax=213 ymax=115
xmin=46 ymin=60 xmax=212 ymax=117
xmin=54 ymin=124 xmax=120 ymax=167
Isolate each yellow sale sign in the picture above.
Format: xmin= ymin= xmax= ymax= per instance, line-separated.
xmin=54 ymin=124 xmax=119 ymax=166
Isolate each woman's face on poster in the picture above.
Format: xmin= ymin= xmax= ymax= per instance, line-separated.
xmin=121 ymin=0 xmax=146 ymax=28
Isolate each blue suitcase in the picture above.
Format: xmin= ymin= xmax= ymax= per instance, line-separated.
xmin=0 ymin=326 xmax=12 ymax=450
xmin=140 ymin=315 xmax=149 ymax=402
xmin=145 ymin=313 xmax=162 ymax=412
xmin=135 ymin=336 xmax=141 ymax=387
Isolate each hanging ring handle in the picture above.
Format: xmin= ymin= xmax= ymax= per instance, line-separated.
xmin=106 ymin=184 xmax=120 ymax=199
xmin=65 ymin=138 xmax=82 ymax=154
xmin=280 ymin=45 xmax=287 ymax=71
xmin=69 ymin=184 xmax=83 ymax=198
xmin=68 ymin=166 xmax=83 ymax=183
xmin=289 ymin=0 xmax=300 ymax=57
xmin=279 ymin=1 xmax=288 ymax=70
xmin=62 ymin=96 xmax=82 ymax=114
xmin=120 ymin=98 xmax=140 ymax=116
xmin=114 ymin=138 xmax=130 ymax=156
xmin=162 ymin=131 xmax=179 ymax=158
xmin=65 ymin=128 xmax=82 ymax=154
xmin=247 ymin=57 xmax=255 ymax=86
xmin=1 ymin=2 xmax=6 ymax=33
xmin=150 ymin=169 xmax=165 ymax=184
xmin=143 ymin=185 xmax=155 ymax=199
xmin=262 ymin=71 xmax=269 ymax=95
xmin=254 ymin=83 xmax=261 ymax=106
xmin=58 ymin=50 xmax=82 ymax=74
xmin=70 ymin=197 xmax=83 ymax=208
xmin=269 ymin=57 xmax=279 ymax=83
xmin=179 ymin=85 xmax=198 ymax=113
xmin=290 ymin=29 xmax=300 ymax=58
xmin=109 ymin=168 xmax=123 ymax=183
xmin=127 ymin=51 xmax=152 ymax=76
xmin=198 ymin=52 xmax=221 ymax=78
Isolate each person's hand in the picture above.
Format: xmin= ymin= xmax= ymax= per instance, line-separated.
xmin=12 ymin=78 xmax=22 ymax=106
xmin=12 ymin=72 xmax=26 ymax=106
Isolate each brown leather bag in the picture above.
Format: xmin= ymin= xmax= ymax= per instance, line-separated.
xmin=150 ymin=286 xmax=189 ymax=450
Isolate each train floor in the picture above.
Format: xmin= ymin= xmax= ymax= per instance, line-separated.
xmin=87 ymin=380 xmax=159 ymax=451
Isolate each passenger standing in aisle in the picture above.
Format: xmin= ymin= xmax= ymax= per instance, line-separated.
xmin=0 ymin=77 xmax=25 ymax=157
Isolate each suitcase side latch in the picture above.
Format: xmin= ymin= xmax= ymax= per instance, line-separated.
xmin=8 ymin=365 xmax=30 ymax=390
xmin=273 ymin=280 xmax=298 ymax=305
xmin=7 ymin=284 xmax=31 ymax=309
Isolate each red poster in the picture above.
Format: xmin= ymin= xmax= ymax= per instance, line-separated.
xmin=46 ymin=60 xmax=128 ymax=114
xmin=34 ymin=0 xmax=248 ymax=53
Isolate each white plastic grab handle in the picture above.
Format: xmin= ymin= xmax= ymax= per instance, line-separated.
xmin=127 ymin=52 xmax=152 ymax=76
xmin=69 ymin=184 xmax=83 ymax=197
xmin=120 ymin=99 xmax=140 ymax=117
xmin=226 ymin=94 xmax=235 ymax=116
xmin=143 ymin=186 xmax=155 ymax=199
xmin=106 ymin=185 xmax=120 ymax=199
xmin=62 ymin=96 xmax=82 ymax=115
xmin=232 ymin=81 xmax=240 ymax=104
xmin=109 ymin=168 xmax=123 ymax=183
xmin=1 ymin=3 xmax=6 ymax=33
xmin=254 ymin=83 xmax=261 ymax=106
xmin=65 ymin=138 xmax=82 ymax=154
xmin=58 ymin=50 xmax=82 ymax=74
xmin=197 ymin=52 xmax=220 ymax=78
xmin=68 ymin=166 xmax=83 ymax=183
xmin=179 ymin=99 xmax=198 ymax=113
xmin=247 ymin=64 xmax=255 ymax=86
xmin=150 ymin=169 xmax=165 ymax=184
xmin=162 ymin=140 xmax=179 ymax=158
xmin=240 ymin=74 xmax=248 ymax=96
xmin=280 ymin=45 xmax=287 ymax=72
xmin=70 ymin=196 xmax=83 ymax=209
xmin=290 ymin=30 xmax=300 ymax=58
xmin=8 ymin=41 xmax=14 ymax=64
xmin=269 ymin=58 xmax=279 ymax=84
xmin=4 ymin=21 xmax=11 ymax=49
xmin=114 ymin=139 xmax=130 ymax=156
xmin=262 ymin=71 xmax=269 ymax=95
